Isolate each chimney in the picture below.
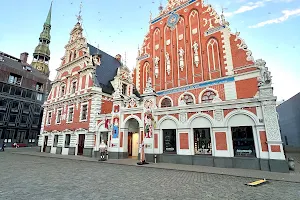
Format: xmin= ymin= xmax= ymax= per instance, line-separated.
xmin=20 ymin=52 xmax=29 ymax=64
xmin=115 ymin=54 xmax=122 ymax=62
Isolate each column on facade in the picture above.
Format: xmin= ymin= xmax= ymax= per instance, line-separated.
xmin=261 ymin=100 xmax=285 ymax=160
xmin=119 ymin=127 xmax=128 ymax=153
xmin=178 ymin=127 xmax=192 ymax=155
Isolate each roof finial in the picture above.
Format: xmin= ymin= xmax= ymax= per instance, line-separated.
xmin=76 ymin=1 xmax=83 ymax=23
xmin=158 ymin=1 xmax=163 ymax=13
xmin=149 ymin=11 xmax=152 ymax=23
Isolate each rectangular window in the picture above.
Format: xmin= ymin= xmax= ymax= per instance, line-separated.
xmin=163 ymin=129 xmax=177 ymax=154
xmin=36 ymin=93 xmax=43 ymax=101
xmin=32 ymin=117 xmax=39 ymax=125
xmin=194 ymin=128 xmax=212 ymax=155
xmin=60 ymin=86 xmax=65 ymax=97
xmin=36 ymin=82 xmax=43 ymax=92
xmin=68 ymin=107 xmax=74 ymax=122
xmin=71 ymin=81 xmax=77 ymax=94
xmin=122 ymin=84 xmax=127 ymax=95
xmin=21 ymin=115 xmax=27 ymax=124
xmin=81 ymin=104 xmax=88 ymax=121
xmin=0 ymin=113 xmax=5 ymax=121
xmin=4 ymin=129 xmax=14 ymax=142
xmin=53 ymin=135 xmax=58 ymax=147
xmin=9 ymin=114 xmax=17 ymax=123
xmin=56 ymin=109 xmax=62 ymax=124
xmin=47 ymin=111 xmax=52 ymax=125
xmin=232 ymin=126 xmax=256 ymax=157
xmin=65 ymin=134 xmax=71 ymax=147
xmin=8 ymin=73 xmax=22 ymax=85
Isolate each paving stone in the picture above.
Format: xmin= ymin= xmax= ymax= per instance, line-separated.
xmin=0 ymin=152 xmax=300 ymax=200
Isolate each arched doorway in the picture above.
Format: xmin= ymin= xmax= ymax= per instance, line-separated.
xmin=227 ymin=114 xmax=258 ymax=158
xmin=124 ymin=118 xmax=140 ymax=159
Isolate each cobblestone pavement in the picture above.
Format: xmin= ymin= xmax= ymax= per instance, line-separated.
xmin=0 ymin=153 xmax=300 ymax=200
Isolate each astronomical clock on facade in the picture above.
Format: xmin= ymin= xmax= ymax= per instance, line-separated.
xmin=39 ymin=0 xmax=288 ymax=172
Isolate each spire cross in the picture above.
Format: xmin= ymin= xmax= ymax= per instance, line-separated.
xmin=76 ymin=2 xmax=83 ymax=22
xmin=221 ymin=6 xmax=228 ymax=15
xmin=124 ymin=52 xmax=127 ymax=66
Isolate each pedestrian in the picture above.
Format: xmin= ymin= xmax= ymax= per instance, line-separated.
xmin=1 ymin=142 xmax=6 ymax=152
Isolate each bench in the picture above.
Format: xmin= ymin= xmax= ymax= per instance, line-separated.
xmin=12 ymin=143 xmax=27 ymax=148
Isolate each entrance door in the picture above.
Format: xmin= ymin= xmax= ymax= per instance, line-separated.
xmin=16 ymin=131 xmax=26 ymax=143
xmin=131 ymin=133 xmax=139 ymax=157
xmin=100 ymin=132 xmax=108 ymax=145
xmin=128 ymin=132 xmax=139 ymax=158
xmin=128 ymin=132 xmax=132 ymax=156
xmin=78 ymin=134 xmax=85 ymax=155
xmin=43 ymin=136 xmax=48 ymax=152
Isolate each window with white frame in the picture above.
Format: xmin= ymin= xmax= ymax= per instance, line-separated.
xmin=65 ymin=134 xmax=71 ymax=147
xmin=67 ymin=106 xmax=74 ymax=122
xmin=161 ymin=97 xmax=172 ymax=108
xmin=201 ymin=90 xmax=216 ymax=103
xmin=71 ymin=81 xmax=77 ymax=94
xmin=60 ymin=85 xmax=65 ymax=97
xmin=181 ymin=93 xmax=194 ymax=105
xmin=56 ymin=109 xmax=62 ymax=124
xmin=53 ymin=135 xmax=58 ymax=147
xmin=81 ymin=104 xmax=88 ymax=121
xmin=47 ymin=111 xmax=52 ymax=125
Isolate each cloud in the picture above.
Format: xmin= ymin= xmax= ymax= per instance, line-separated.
xmin=224 ymin=0 xmax=271 ymax=17
xmin=224 ymin=0 xmax=295 ymax=17
xmin=249 ymin=8 xmax=300 ymax=28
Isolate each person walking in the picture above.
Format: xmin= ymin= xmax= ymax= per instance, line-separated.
xmin=1 ymin=142 xmax=6 ymax=152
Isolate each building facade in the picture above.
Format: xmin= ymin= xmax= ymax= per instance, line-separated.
xmin=39 ymin=0 xmax=288 ymax=172
xmin=277 ymin=92 xmax=300 ymax=151
xmin=0 ymin=52 xmax=50 ymax=147
xmin=0 ymin=3 xmax=52 ymax=147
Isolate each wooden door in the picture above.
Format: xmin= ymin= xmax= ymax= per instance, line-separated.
xmin=128 ymin=132 xmax=132 ymax=156
xmin=77 ymin=134 xmax=85 ymax=155
xmin=132 ymin=133 xmax=139 ymax=157
xmin=43 ymin=136 xmax=48 ymax=152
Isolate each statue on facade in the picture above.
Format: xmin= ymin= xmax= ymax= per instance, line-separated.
xmin=179 ymin=96 xmax=187 ymax=106
xmin=256 ymin=59 xmax=272 ymax=86
xmin=165 ymin=52 xmax=171 ymax=75
xmin=178 ymin=47 xmax=185 ymax=71
xmin=192 ymin=41 xmax=199 ymax=67
xmin=144 ymin=77 xmax=154 ymax=93
xmin=154 ymin=56 xmax=159 ymax=78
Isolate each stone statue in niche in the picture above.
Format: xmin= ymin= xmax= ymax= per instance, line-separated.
xmin=192 ymin=41 xmax=199 ymax=67
xmin=144 ymin=77 xmax=154 ymax=93
xmin=179 ymin=96 xmax=187 ymax=106
xmin=154 ymin=56 xmax=159 ymax=78
xmin=178 ymin=47 xmax=185 ymax=71
xmin=165 ymin=52 xmax=171 ymax=75
xmin=256 ymin=59 xmax=272 ymax=86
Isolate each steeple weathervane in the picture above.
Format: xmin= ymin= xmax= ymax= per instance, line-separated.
xmin=76 ymin=2 xmax=83 ymax=23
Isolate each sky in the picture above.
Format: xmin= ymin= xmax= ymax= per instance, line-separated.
xmin=0 ymin=0 xmax=299 ymax=101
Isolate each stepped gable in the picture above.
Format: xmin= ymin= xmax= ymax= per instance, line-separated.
xmin=87 ymin=44 xmax=121 ymax=94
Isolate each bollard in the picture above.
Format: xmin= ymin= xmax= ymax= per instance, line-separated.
xmin=154 ymin=154 xmax=157 ymax=163
xmin=106 ymin=151 xmax=109 ymax=160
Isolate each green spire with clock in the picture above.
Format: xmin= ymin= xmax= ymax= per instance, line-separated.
xmin=31 ymin=1 xmax=53 ymax=76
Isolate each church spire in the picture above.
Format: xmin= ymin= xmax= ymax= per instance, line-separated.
xmin=45 ymin=1 xmax=52 ymax=26
xmin=31 ymin=1 xmax=53 ymax=76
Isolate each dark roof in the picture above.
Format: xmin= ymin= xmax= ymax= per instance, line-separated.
xmin=0 ymin=51 xmax=49 ymax=81
xmin=87 ymin=44 xmax=121 ymax=94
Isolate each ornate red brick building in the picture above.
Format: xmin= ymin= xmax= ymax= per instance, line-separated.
xmin=39 ymin=0 xmax=288 ymax=172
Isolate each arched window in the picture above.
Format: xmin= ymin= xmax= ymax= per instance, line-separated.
xmin=69 ymin=52 xmax=72 ymax=62
xmin=207 ymin=38 xmax=221 ymax=72
xmin=182 ymin=93 xmax=194 ymax=105
xmin=161 ymin=98 xmax=172 ymax=108
xmin=201 ymin=90 xmax=216 ymax=103
xmin=73 ymin=50 xmax=77 ymax=59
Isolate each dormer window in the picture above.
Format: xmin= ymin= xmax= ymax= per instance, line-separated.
xmin=122 ymin=84 xmax=127 ymax=95
xmin=8 ymin=73 xmax=22 ymax=85
xmin=36 ymin=82 xmax=43 ymax=92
